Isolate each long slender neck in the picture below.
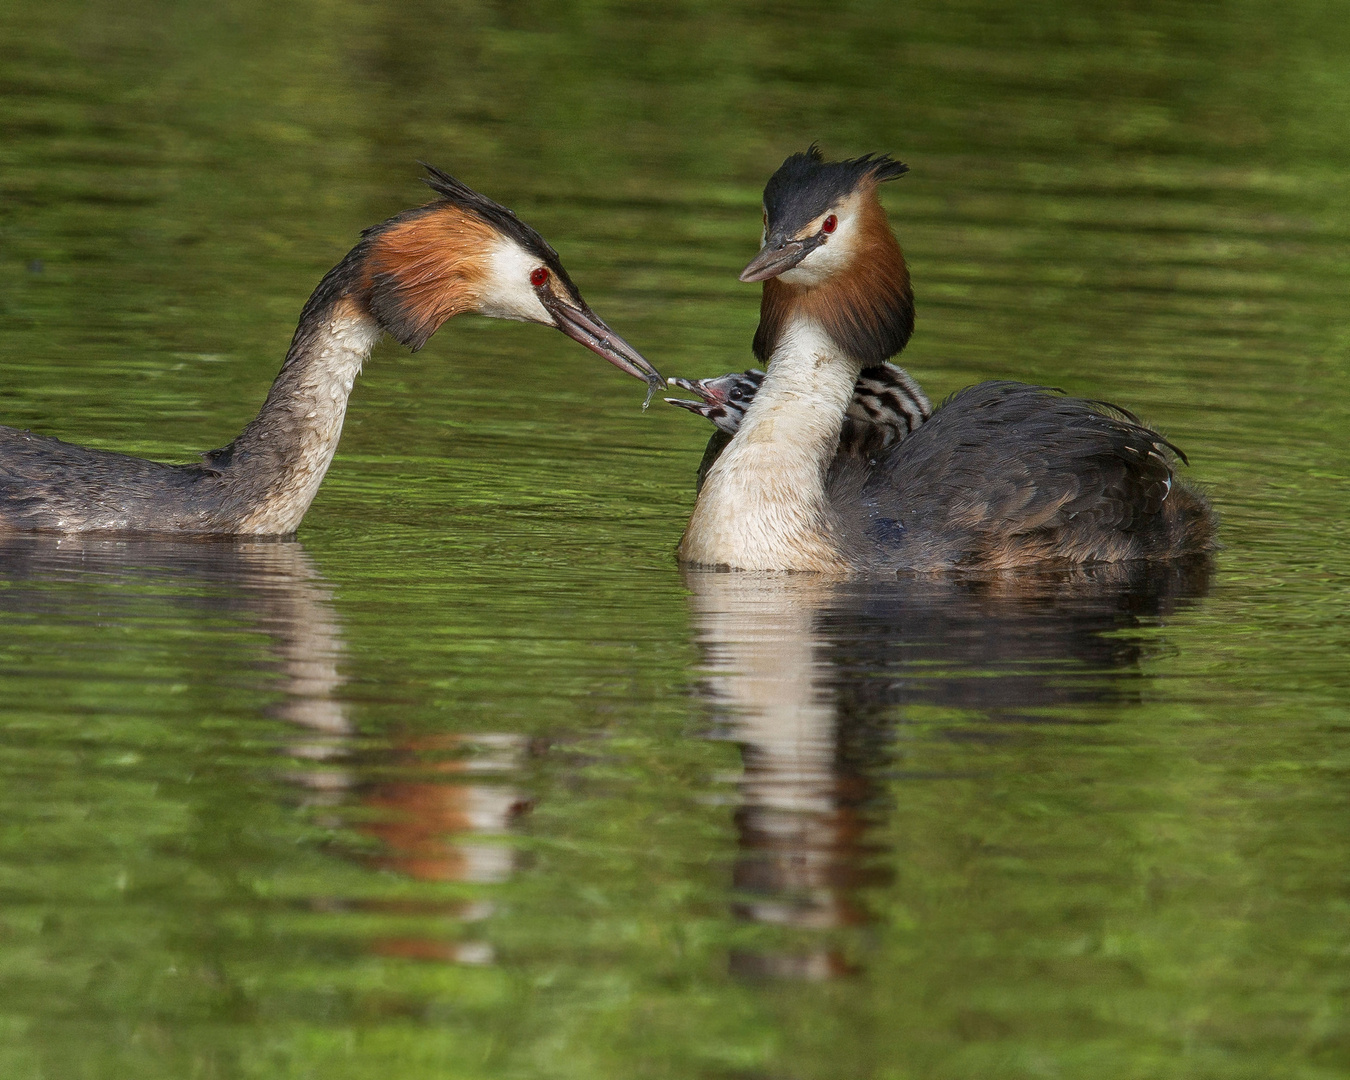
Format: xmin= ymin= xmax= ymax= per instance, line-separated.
xmin=678 ymin=316 xmax=862 ymax=571
xmin=212 ymin=290 xmax=381 ymax=535
xmin=681 ymin=189 xmax=914 ymax=572
xmin=189 ymin=199 xmax=492 ymax=535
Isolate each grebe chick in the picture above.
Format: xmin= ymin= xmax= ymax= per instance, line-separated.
xmin=666 ymin=362 xmax=931 ymax=491
xmin=666 ymin=369 xmax=767 ymax=436
xmin=0 ymin=165 xmax=662 ymax=536
xmin=678 ymin=148 xmax=1217 ymax=573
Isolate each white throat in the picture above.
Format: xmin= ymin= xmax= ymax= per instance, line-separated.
xmin=678 ymin=317 xmax=861 ymax=571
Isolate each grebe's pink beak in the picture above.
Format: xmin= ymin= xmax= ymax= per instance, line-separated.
xmin=544 ymin=294 xmax=664 ymax=405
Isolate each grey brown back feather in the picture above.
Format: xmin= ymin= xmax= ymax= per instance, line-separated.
xmin=0 ymin=427 xmax=247 ymax=532
xmin=827 ymin=382 xmax=1215 ymax=570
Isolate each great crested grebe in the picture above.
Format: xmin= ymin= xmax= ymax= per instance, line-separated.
xmin=666 ymin=362 xmax=931 ymax=491
xmin=677 ymin=148 xmax=1217 ymax=572
xmin=0 ymin=165 xmax=662 ymax=536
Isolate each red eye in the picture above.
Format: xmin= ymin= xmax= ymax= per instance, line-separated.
xmin=821 ymin=215 xmax=838 ymax=234
xmin=530 ymin=267 xmax=549 ymax=287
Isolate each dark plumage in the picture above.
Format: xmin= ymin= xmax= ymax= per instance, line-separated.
xmin=0 ymin=431 xmax=239 ymax=533
xmin=840 ymin=364 xmax=932 ymax=456
xmin=828 ymin=382 xmax=1215 ymax=571
xmin=761 ymin=146 xmax=909 ymax=241
xmin=678 ymin=147 xmax=1218 ymax=572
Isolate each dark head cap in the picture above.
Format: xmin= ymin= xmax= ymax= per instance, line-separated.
xmin=762 ymin=145 xmax=908 ymax=239
xmin=418 ymin=162 xmax=582 ymax=300
xmin=340 ymin=164 xmax=661 ymax=391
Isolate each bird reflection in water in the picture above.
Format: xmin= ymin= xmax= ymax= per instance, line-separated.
xmin=360 ymin=731 xmax=533 ymax=965
xmin=683 ymin=559 xmax=1212 ymax=982
xmin=0 ymin=535 xmax=526 ymax=967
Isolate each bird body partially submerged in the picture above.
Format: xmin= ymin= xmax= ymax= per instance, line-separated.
xmin=677 ymin=147 xmax=1216 ymax=573
xmin=683 ymin=318 xmax=861 ymax=571
xmin=827 ymin=381 xmax=1215 ymax=571
xmin=1 ymin=165 xmax=661 ymax=536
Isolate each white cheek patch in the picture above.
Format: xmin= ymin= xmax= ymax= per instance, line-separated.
xmin=778 ymin=206 xmax=861 ymax=287
xmin=478 ymin=238 xmax=552 ymax=323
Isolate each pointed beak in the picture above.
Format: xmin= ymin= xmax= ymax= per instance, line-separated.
xmin=738 ymin=234 xmax=821 ymax=283
xmin=664 ymin=376 xmax=726 ymax=406
xmin=547 ymin=296 xmax=664 ymax=403
xmin=664 ymin=396 xmax=718 ymax=419
xmin=665 ymin=377 xmax=735 ymax=429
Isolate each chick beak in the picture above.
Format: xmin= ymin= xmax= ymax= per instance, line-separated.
xmin=546 ymin=295 xmax=664 ymax=404
xmin=664 ymin=376 xmax=726 ymax=406
xmin=738 ymin=233 xmax=823 ymax=283
xmin=665 ymin=377 xmax=733 ymax=423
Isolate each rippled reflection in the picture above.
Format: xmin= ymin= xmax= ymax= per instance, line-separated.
xmin=685 ymin=561 xmax=1213 ymax=981
xmin=358 ymin=731 xmax=531 ymax=965
xmin=0 ymin=536 xmax=523 ymax=966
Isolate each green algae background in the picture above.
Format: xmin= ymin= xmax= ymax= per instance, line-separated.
xmin=1 ymin=1 xmax=1349 ymax=1078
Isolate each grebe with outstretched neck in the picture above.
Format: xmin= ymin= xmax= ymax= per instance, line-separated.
xmin=677 ymin=148 xmax=1217 ymax=572
xmin=666 ymin=362 xmax=931 ymax=491
xmin=0 ymin=165 xmax=662 ymax=536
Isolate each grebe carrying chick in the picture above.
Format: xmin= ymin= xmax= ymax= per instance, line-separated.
xmin=666 ymin=362 xmax=932 ymax=492
xmin=0 ymin=165 xmax=662 ymax=536
xmin=676 ymin=147 xmax=1217 ymax=572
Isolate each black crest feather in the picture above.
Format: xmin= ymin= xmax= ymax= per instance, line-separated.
xmin=762 ymin=147 xmax=909 ymax=236
xmin=415 ymin=162 xmax=581 ymax=299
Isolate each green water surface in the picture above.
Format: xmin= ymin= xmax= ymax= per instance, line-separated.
xmin=1 ymin=2 xmax=1348 ymax=1078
